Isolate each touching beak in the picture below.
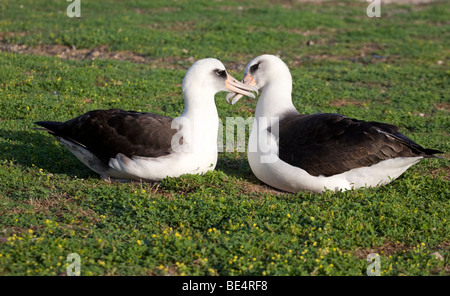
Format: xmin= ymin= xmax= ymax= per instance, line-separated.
xmin=226 ymin=73 xmax=257 ymax=105
xmin=225 ymin=73 xmax=258 ymax=105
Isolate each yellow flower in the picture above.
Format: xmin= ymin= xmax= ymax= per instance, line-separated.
xmin=137 ymin=240 xmax=142 ymax=246
xmin=287 ymin=213 xmax=291 ymax=218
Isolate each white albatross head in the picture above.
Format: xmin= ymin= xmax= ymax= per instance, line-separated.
xmin=182 ymin=58 xmax=258 ymax=101
xmin=226 ymin=54 xmax=292 ymax=105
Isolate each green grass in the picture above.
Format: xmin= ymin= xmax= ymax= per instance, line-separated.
xmin=0 ymin=0 xmax=449 ymax=276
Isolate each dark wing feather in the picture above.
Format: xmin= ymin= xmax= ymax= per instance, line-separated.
xmin=35 ymin=109 xmax=176 ymax=164
xmin=276 ymin=112 xmax=442 ymax=177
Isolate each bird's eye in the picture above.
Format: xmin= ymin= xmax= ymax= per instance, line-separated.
xmin=249 ymin=63 xmax=260 ymax=74
xmin=215 ymin=69 xmax=227 ymax=78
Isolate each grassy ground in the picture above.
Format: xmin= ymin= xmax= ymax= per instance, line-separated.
xmin=0 ymin=0 xmax=449 ymax=276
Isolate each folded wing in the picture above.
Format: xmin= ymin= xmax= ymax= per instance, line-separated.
xmin=35 ymin=109 xmax=176 ymax=165
xmin=276 ymin=112 xmax=442 ymax=177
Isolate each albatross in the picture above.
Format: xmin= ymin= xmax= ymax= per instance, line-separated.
xmin=35 ymin=58 xmax=257 ymax=182
xmin=226 ymin=54 xmax=442 ymax=193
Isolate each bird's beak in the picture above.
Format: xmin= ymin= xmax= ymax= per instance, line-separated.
xmin=225 ymin=73 xmax=257 ymax=102
xmin=226 ymin=73 xmax=257 ymax=105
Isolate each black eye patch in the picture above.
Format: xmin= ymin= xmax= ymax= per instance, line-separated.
xmin=215 ymin=69 xmax=227 ymax=78
xmin=249 ymin=62 xmax=261 ymax=74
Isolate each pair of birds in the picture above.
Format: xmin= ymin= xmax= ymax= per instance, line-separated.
xmin=36 ymin=55 xmax=441 ymax=193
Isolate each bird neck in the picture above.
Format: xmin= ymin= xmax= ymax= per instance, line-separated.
xmin=175 ymin=89 xmax=219 ymax=153
xmin=181 ymin=88 xmax=218 ymax=120
xmin=255 ymin=81 xmax=295 ymax=119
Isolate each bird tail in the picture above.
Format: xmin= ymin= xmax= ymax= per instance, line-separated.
xmin=391 ymin=132 xmax=443 ymax=158
xmin=374 ymin=125 xmax=444 ymax=158
xmin=34 ymin=121 xmax=62 ymax=135
xmin=422 ymin=148 xmax=444 ymax=158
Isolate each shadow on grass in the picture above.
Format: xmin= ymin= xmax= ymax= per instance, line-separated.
xmin=215 ymin=152 xmax=253 ymax=180
xmin=0 ymin=128 xmax=96 ymax=179
xmin=214 ymin=152 xmax=286 ymax=194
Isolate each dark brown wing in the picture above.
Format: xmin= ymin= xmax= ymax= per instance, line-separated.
xmin=276 ymin=112 xmax=442 ymax=176
xmin=35 ymin=109 xmax=176 ymax=164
